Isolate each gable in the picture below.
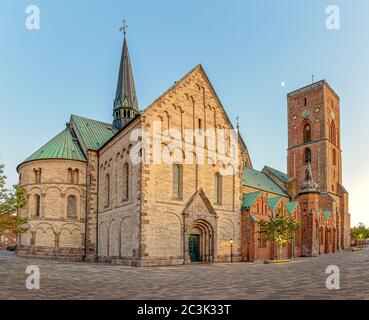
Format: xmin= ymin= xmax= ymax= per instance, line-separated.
xmin=141 ymin=64 xmax=252 ymax=166
xmin=183 ymin=189 xmax=217 ymax=216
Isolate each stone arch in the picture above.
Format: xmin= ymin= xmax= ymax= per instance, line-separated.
xmin=217 ymin=217 xmax=235 ymax=257
xmin=151 ymin=212 xmax=182 ymax=260
xmin=187 ymin=219 xmax=214 ymax=263
xmin=59 ymin=224 xmax=82 ymax=248
xmin=44 ymin=186 xmax=62 ymax=219
xmin=120 ymin=216 xmax=133 ymax=258
xmin=98 ymin=222 xmax=107 ymax=257
xmin=20 ymin=223 xmax=32 ymax=246
xmin=107 ymin=219 xmax=119 ymax=257
xmin=34 ymin=223 xmax=56 ymax=247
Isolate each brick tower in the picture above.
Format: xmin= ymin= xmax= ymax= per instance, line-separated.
xmin=287 ymin=80 xmax=350 ymax=249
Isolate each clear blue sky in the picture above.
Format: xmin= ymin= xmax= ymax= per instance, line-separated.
xmin=1 ymin=0 xmax=368 ymax=225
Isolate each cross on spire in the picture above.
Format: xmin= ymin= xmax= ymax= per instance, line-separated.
xmin=119 ymin=19 xmax=128 ymax=37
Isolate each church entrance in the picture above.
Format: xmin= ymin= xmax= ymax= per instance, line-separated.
xmin=189 ymin=235 xmax=200 ymax=262
xmin=186 ymin=220 xmax=214 ymax=263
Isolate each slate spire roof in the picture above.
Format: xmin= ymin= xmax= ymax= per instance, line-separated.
xmin=114 ymin=36 xmax=138 ymax=112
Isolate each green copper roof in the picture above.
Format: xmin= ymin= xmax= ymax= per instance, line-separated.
xmin=324 ymin=211 xmax=333 ymax=220
xmin=242 ymin=192 xmax=261 ymax=209
xmin=71 ymin=115 xmax=118 ymax=151
xmin=263 ymin=166 xmax=288 ymax=184
xmin=243 ymin=167 xmax=288 ymax=197
xmin=251 ymin=215 xmax=259 ymax=222
xmin=285 ymin=201 xmax=298 ymax=214
xmin=23 ymin=127 xmax=87 ymax=164
xmin=266 ymin=197 xmax=283 ymax=212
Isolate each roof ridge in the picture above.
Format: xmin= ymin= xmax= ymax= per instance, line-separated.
xmin=71 ymin=114 xmax=115 ymax=127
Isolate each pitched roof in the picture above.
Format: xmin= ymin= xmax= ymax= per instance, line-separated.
xmin=267 ymin=197 xmax=283 ymax=212
xmin=285 ymin=201 xmax=298 ymax=214
xmin=263 ymin=166 xmax=288 ymax=184
xmin=242 ymin=191 xmax=261 ymax=209
xmin=71 ymin=115 xmax=118 ymax=151
xmin=242 ymin=167 xmax=288 ymax=197
xmin=21 ymin=127 xmax=87 ymax=165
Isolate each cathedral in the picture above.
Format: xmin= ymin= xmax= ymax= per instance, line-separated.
xmin=16 ymin=31 xmax=350 ymax=266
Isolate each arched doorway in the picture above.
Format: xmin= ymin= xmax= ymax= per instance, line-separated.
xmin=187 ymin=220 xmax=214 ymax=263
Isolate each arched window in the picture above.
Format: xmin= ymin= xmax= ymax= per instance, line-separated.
xmin=172 ymin=164 xmax=183 ymax=200
xmin=303 ymin=123 xmax=312 ymax=142
xmin=67 ymin=195 xmax=77 ymax=218
xmin=67 ymin=168 xmax=73 ymax=183
xmin=259 ymin=221 xmax=267 ymax=247
xmin=74 ymin=170 xmax=79 ymax=184
xmin=304 ymin=148 xmax=312 ymax=164
xmin=122 ymin=163 xmax=129 ymax=201
xmin=330 ymin=121 xmax=336 ymax=145
xmin=105 ymin=174 xmax=110 ymax=207
xmin=214 ymin=173 xmax=222 ymax=205
xmin=34 ymin=195 xmax=40 ymax=217
xmin=332 ymin=149 xmax=337 ymax=166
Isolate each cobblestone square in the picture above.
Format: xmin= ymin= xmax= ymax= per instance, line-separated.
xmin=1 ymin=248 xmax=368 ymax=300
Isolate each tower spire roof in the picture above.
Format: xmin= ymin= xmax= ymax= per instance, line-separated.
xmin=113 ymin=20 xmax=139 ymax=129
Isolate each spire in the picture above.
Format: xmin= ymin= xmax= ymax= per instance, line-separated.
xmin=113 ymin=20 xmax=139 ymax=130
xmin=300 ymin=162 xmax=318 ymax=193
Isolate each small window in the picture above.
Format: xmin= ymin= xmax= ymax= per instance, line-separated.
xmin=332 ymin=149 xmax=337 ymax=166
xmin=67 ymin=195 xmax=77 ymax=218
xmin=304 ymin=98 xmax=307 ymax=106
xmin=304 ymin=148 xmax=312 ymax=164
xmin=34 ymin=195 xmax=41 ymax=217
xmin=214 ymin=173 xmax=222 ymax=205
xmin=105 ymin=174 xmax=110 ymax=207
xmin=303 ymin=123 xmax=312 ymax=142
xmin=330 ymin=121 xmax=337 ymax=145
xmin=172 ymin=164 xmax=183 ymax=200
xmin=122 ymin=163 xmax=129 ymax=201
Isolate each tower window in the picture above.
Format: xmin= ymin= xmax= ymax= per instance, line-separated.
xmin=304 ymin=148 xmax=312 ymax=164
xmin=330 ymin=121 xmax=337 ymax=145
xmin=304 ymin=98 xmax=307 ymax=106
xmin=303 ymin=123 xmax=312 ymax=142
xmin=332 ymin=149 xmax=337 ymax=166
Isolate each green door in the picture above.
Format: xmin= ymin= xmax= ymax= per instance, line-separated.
xmin=189 ymin=235 xmax=200 ymax=262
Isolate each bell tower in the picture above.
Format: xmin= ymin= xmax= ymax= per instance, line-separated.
xmin=287 ymin=80 xmax=342 ymax=195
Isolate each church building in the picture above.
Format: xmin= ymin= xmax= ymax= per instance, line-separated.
xmin=16 ymin=30 xmax=350 ymax=266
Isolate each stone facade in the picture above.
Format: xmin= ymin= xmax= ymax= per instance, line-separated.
xmin=17 ymin=159 xmax=87 ymax=261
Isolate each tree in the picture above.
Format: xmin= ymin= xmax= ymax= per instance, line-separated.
xmin=258 ymin=208 xmax=300 ymax=261
xmin=351 ymin=223 xmax=369 ymax=248
xmin=0 ymin=164 xmax=28 ymax=238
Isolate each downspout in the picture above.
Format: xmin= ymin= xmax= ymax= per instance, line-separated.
xmin=84 ymin=162 xmax=88 ymax=260
xmin=96 ymin=155 xmax=100 ymax=258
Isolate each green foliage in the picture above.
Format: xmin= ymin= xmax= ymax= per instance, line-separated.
xmin=0 ymin=164 xmax=28 ymax=236
xmin=351 ymin=223 xmax=369 ymax=247
xmin=258 ymin=208 xmax=300 ymax=260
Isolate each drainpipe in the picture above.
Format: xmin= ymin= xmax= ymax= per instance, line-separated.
xmin=96 ymin=155 xmax=100 ymax=258
xmin=83 ymin=163 xmax=88 ymax=261
xmin=246 ymin=210 xmax=251 ymax=262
